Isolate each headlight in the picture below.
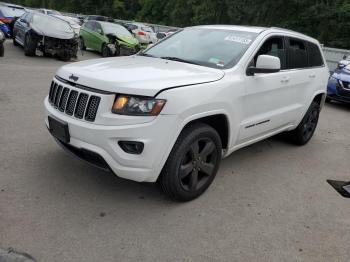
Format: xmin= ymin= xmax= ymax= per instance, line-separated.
xmin=112 ymin=95 xmax=166 ymax=116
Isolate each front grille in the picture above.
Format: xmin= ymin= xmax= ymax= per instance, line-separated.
xmin=48 ymin=81 xmax=101 ymax=122
xmin=337 ymin=80 xmax=350 ymax=98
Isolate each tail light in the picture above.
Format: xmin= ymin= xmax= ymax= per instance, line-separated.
xmin=0 ymin=17 xmax=12 ymax=24
xmin=137 ymin=31 xmax=146 ymax=36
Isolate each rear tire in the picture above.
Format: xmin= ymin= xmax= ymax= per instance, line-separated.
xmin=286 ymin=101 xmax=320 ymax=146
xmin=79 ymin=37 xmax=86 ymax=51
xmin=0 ymin=42 xmax=4 ymax=57
xmin=24 ymin=34 xmax=36 ymax=57
xmin=159 ymin=123 xmax=222 ymax=201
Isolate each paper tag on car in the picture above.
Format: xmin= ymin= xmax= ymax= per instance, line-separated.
xmin=225 ymin=35 xmax=252 ymax=45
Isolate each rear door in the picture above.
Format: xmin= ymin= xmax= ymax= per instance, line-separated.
xmin=284 ymin=37 xmax=314 ymax=120
xmin=238 ymin=35 xmax=305 ymax=142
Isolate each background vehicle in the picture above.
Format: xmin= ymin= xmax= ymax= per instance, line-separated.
xmin=0 ymin=20 xmax=10 ymax=36
xmin=337 ymin=55 xmax=350 ymax=69
xmin=80 ymin=21 xmax=139 ymax=57
xmin=13 ymin=12 xmax=78 ymax=61
xmin=38 ymin=8 xmax=62 ymax=16
xmin=45 ymin=26 xmax=328 ymax=201
xmin=54 ymin=15 xmax=81 ymax=34
xmin=124 ymin=22 xmax=156 ymax=46
xmin=84 ymin=15 xmax=114 ymax=23
xmin=0 ymin=2 xmax=26 ymax=35
xmin=0 ymin=30 xmax=4 ymax=56
xmin=327 ymin=65 xmax=350 ymax=104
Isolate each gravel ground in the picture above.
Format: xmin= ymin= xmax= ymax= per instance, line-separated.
xmin=1 ymin=40 xmax=350 ymax=262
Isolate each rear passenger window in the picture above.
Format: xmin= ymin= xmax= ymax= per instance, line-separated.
xmin=287 ymin=38 xmax=308 ymax=69
xmin=307 ymin=42 xmax=324 ymax=67
xmin=254 ymin=37 xmax=286 ymax=70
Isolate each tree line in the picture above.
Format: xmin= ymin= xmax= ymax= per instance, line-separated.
xmin=8 ymin=0 xmax=350 ymax=49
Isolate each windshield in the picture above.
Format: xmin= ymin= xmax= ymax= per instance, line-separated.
xmin=47 ymin=10 xmax=61 ymax=16
xmin=33 ymin=14 xmax=72 ymax=32
xmin=143 ymin=28 xmax=258 ymax=69
xmin=101 ymin=22 xmax=132 ymax=37
xmin=0 ymin=6 xmax=25 ymax=17
xmin=141 ymin=26 xmax=154 ymax=33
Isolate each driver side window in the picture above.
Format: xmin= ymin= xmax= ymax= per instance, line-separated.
xmin=253 ymin=37 xmax=286 ymax=70
xmin=93 ymin=23 xmax=102 ymax=34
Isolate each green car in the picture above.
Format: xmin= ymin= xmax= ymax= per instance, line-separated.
xmin=79 ymin=21 xmax=140 ymax=57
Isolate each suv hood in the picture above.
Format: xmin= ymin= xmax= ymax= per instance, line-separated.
xmin=56 ymin=56 xmax=225 ymax=97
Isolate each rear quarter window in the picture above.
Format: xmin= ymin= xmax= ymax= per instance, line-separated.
xmin=307 ymin=42 xmax=324 ymax=67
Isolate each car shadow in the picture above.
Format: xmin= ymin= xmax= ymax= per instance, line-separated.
xmin=325 ymin=100 xmax=350 ymax=111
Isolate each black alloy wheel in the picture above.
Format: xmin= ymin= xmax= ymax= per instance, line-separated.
xmin=159 ymin=123 xmax=222 ymax=201
xmin=179 ymin=138 xmax=218 ymax=192
xmin=287 ymin=101 xmax=320 ymax=145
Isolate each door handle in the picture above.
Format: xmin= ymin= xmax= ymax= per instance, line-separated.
xmin=309 ymin=74 xmax=316 ymax=79
xmin=281 ymin=76 xmax=290 ymax=83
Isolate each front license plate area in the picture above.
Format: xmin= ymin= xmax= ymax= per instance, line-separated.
xmin=48 ymin=116 xmax=70 ymax=143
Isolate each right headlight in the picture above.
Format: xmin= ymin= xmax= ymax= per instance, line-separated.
xmin=112 ymin=95 xmax=166 ymax=116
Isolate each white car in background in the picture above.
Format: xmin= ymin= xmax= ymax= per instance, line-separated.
xmin=338 ymin=55 xmax=350 ymax=68
xmin=38 ymin=8 xmax=61 ymax=16
xmin=44 ymin=25 xmax=328 ymax=201
xmin=125 ymin=22 xmax=157 ymax=45
xmin=54 ymin=15 xmax=81 ymax=34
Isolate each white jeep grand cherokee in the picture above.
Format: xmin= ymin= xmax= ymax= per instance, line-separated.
xmin=45 ymin=25 xmax=328 ymax=201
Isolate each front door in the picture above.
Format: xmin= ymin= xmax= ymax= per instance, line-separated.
xmin=238 ymin=36 xmax=306 ymax=143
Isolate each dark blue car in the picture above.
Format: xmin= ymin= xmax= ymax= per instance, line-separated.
xmin=327 ymin=66 xmax=350 ymax=104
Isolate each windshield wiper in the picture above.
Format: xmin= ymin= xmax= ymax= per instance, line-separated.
xmin=138 ymin=53 xmax=155 ymax=58
xmin=160 ymin=56 xmax=200 ymax=65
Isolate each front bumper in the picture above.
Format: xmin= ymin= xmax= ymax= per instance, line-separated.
xmin=44 ymin=97 xmax=178 ymax=182
xmin=327 ymin=78 xmax=350 ymax=104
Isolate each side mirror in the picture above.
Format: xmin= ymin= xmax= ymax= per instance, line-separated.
xmin=247 ymin=55 xmax=281 ymax=76
xmin=156 ymin=32 xmax=166 ymax=39
xmin=20 ymin=19 xmax=27 ymax=23
xmin=97 ymin=29 xmax=103 ymax=35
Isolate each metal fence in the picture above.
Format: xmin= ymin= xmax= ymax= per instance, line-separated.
xmin=323 ymin=46 xmax=350 ymax=71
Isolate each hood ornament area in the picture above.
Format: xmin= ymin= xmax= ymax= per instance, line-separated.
xmin=69 ymin=74 xmax=79 ymax=82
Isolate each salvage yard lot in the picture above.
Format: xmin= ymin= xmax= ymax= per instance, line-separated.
xmin=1 ymin=40 xmax=350 ymax=262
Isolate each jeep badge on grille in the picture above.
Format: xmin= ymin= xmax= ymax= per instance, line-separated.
xmin=69 ymin=74 xmax=79 ymax=82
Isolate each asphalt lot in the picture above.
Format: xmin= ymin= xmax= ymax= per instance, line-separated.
xmin=1 ymin=39 xmax=350 ymax=262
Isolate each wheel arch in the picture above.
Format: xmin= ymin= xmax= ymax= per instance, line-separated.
xmin=312 ymin=92 xmax=326 ymax=107
xmin=180 ymin=113 xmax=230 ymax=150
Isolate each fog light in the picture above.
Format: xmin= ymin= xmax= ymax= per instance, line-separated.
xmin=118 ymin=141 xmax=144 ymax=155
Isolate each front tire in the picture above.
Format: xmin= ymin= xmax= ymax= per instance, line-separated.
xmin=287 ymin=101 xmax=320 ymax=145
xmin=24 ymin=34 xmax=36 ymax=57
xmin=101 ymin=43 xmax=112 ymax=57
xmin=159 ymin=123 xmax=222 ymax=201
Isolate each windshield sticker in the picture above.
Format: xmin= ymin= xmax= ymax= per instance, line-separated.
xmin=209 ymin=58 xmax=225 ymax=67
xmin=225 ymin=35 xmax=252 ymax=45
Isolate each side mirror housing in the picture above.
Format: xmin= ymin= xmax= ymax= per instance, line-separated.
xmin=247 ymin=55 xmax=281 ymax=76
xmin=156 ymin=32 xmax=166 ymax=39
